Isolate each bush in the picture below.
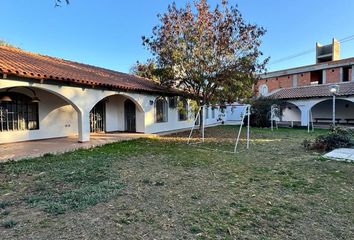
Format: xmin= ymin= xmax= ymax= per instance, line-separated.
xmin=249 ymin=97 xmax=281 ymax=128
xmin=303 ymin=127 xmax=353 ymax=151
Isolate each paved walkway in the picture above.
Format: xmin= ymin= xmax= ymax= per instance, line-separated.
xmin=324 ymin=148 xmax=354 ymax=162
xmin=0 ymin=133 xmax=156 ymax=162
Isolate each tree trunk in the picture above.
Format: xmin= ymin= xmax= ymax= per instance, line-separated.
xmin=198 ymin=99 xmax=206 ymax=139
xmin=199 ymin=105 xmax=204 ymax=131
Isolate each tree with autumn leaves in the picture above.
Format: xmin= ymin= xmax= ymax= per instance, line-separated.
xmin=58 ymin=0 xmax=267 ymax=106
xmin=140 ymin=0 xmax=268 ymax=106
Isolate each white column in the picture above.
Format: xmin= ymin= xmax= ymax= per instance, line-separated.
xmin=298 ymin=106 xmax=310 ymax=127
xmin=352 ymin=65 xmax=354 ymax=82
xmin=78 ymin=110 xmax=90 ymax=143
xmin=339 ymin=67 xmax=343 ymax=82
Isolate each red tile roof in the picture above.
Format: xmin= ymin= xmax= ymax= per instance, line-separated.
xmin=0 ymin=46 xmax=173 ymax=94
xmin=268 ymin=82 xmax=354 ymax=100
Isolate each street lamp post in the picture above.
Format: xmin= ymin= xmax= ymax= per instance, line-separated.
xmin=329 ymin=84 xmax=339 ymax=127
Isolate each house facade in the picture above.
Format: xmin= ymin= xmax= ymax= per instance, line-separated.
xmin=0 ymin=46 xmax=235 ymax=144
xmin=254 ymin=39 xmax=354 ymax=127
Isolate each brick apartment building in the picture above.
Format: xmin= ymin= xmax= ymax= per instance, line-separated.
xmin=255 ymin=38 xmax=354 ymax=127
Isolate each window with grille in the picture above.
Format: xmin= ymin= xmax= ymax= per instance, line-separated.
xmin=0 ymin=93 xmax=39 ymax=132
xmin=155 ymin=97 xmax=168 ymax=123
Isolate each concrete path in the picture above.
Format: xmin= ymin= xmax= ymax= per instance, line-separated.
xmin=0 ymin=133 xmax=156 ymax=162
xmin=324 ymin=148 xmax=354 ymax=162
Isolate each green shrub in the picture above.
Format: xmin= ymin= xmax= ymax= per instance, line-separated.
xmin=303 ymin=127 xmax=353 ymax=151
xmin=249 ymin=98 xmax=282 ymax=128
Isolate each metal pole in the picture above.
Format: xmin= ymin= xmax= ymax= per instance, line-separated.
xmin=234 ymin=113 xmax=244 ymax=153
xmin=271 ymin=106 xmax=273 ymax=131
xmin=332 ymin=94 xmax=336 ymax=127
xmin=202 ymin=105 xmax=205 ymax=142
xmin=187 ymin=106 xmax=201 ymax=144
xmin=247 ymin=106 xmax=250 ymax=149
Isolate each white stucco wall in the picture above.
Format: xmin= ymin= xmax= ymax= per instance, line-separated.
xmin=0 ymin=88 xmax=78 ymax=144
xmin=105 ymin=95 xmax=145 ymax=133
xmin=144 ymin=98 xmax=195 ymax=133
xmin=204 ymin=106 xmax=223 ymax=125
xmin=0 ymin=78 xmax=225 ymax=143
xmin=105 ymin=96 xmax=121 ymax=132
xmin=0 ymin=78 xmax=248 ymax=144
xmin=281 ymin=106 xmax=301 ymax=122
xmin=224 ymin=105 xmax=248 ymax=124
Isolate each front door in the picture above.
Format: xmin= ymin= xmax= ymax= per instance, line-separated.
xmin=124 ymin=99 xmax=136 ymax=132
xmin=90 ymin=101 xmax=105 ymax=133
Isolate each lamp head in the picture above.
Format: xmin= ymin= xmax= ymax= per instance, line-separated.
xmin=329 ymin=84 xmax=339 ymax=94
xmin=0 ymin=95 xmax=12 ymax=102
xmin=31 ymin=96 xmax=40 ymax=103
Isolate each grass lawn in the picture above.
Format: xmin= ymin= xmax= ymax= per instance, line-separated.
xmin=0 ymin=126 xmax=353 ymax=239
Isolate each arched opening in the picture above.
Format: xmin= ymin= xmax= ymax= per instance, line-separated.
xmin=259 ymin=84 xmax=269 ymax=96
xmin=278 ymin=102 xmax=301 ymax=127
xmin=311 ymin=98 xmax=354 ymax=126
xmin=89 ymin=94 xmax=145 ymax=134
xmin=0 ymin=86 xmax=81 ymax=144
xmin=90 ymin=100 xmax=106 ymax=133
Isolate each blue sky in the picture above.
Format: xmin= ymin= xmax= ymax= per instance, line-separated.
xmin=1 ymin=0 xmax=354 ymax=73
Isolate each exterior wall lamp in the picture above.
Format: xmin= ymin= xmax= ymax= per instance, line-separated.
xmin=0 ymin=95 xmax=12 ymax=102
xmin=0 ymin=87 xmax=40 ymax=103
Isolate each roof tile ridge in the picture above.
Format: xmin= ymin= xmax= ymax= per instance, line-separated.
xmin=0 ymin=45 xmax=161 ymax=84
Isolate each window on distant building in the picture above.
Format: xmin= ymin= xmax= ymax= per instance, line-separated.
xmin=0 ymin=92 xmax=39 ymax=132
xmin=310 ymin=70 xmax=323 ymax=85
xmin=259 ymin=84 xmax=268 ymax=96
xmin=342 ymin=66 xmax=351 ymax=82
xmin=178 ymin=98 xmax=188 ymax=121
xmin=205 ymin=106 xmax=209 ymax=119
xmin=155 ymin=97 xmax=168 ymax=123
xmin=212 ymin=107 xmax=216 ymax=119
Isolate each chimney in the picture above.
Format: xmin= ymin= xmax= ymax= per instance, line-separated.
xmin=316 ymin=38 xmax=340 ymax=63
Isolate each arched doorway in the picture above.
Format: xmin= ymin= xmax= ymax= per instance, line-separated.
xmin=279 ymin=102 xmax=301 ymax=127
xmin=89 ymin=94 xmax=145 ymax=134
xmin=90 ymin=100 xmax=106 ymax=133
xmin=124 ymin=99 xmax=136 ymax=132
xmin=311 ymin=98 xmax=354 ymax=126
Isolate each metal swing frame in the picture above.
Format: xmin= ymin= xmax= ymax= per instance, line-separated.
xmin=187 ymin=104 xmax=251 ymax=153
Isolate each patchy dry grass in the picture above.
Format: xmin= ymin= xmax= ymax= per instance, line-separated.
xmin=0 ymin=126 xmax=353 ymax=239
